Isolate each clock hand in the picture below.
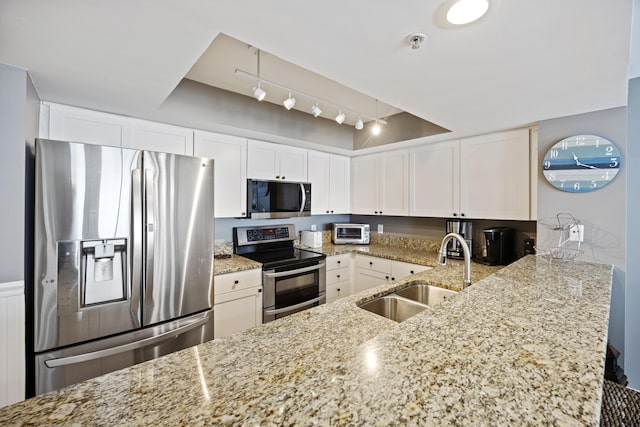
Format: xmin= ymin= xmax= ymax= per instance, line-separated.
xmin=578 ymin=162 xmax=597 ymax=169
xmin=572 ymin=152 xmax=579 ymax=163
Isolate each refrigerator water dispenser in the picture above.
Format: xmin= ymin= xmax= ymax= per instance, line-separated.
xmin=80 ymin=239 xmax=127 ymax=306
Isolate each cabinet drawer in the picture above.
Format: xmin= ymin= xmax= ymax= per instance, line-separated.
xmin=326 ymin=266 xmax=350 ymax=285
xmin=391 ymin=261 xmax=432 ymax=280
xmin=326 ymin=253 xmax=352 ymax=271
xmin=355 ymin=254 xmax=391 ymax=273
xmin=326 ymin=282 xmax=349 ymax=303
xmin=215 ymin=269 xmax=261 ymax=296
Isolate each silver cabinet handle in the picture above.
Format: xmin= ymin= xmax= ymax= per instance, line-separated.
xmin=44 ymin=314 xmax=210 ymax=368
xmin=264 ymin=296 xmax=323 ymax=316
xmin=263 ymin=263 xmax=322 ymax=278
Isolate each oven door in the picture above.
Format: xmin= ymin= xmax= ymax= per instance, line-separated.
xmin=263 ymin=261 xmax=326 ymax=323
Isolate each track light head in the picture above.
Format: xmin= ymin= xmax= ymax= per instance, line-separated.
xmin=311 ymin=102 xmax=322 ymax=118
xmin=372 ymin=121 xmax=381 ymax=135
xmin=283 ymin=93 xmax=296 ymax=110
xmin=252 ymin=83 xmax=266 ymax=101
xmin=355 ymin=117 xmax=364 ymax=130
xmin=335 ymin=111 xmax=346 ymax=125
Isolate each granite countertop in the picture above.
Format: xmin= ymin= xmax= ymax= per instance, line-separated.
xmin=0 ymin=255 xmax=612 ymax=426
xmin=213 ymin=254 xmax=261 ymax=275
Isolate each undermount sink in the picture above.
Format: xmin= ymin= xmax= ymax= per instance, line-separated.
xmin=358 ymin=284 xmax=459 ymax=322
xmin=394 ymin=284 xmax=458 ymax=307
xmin=358 ymin=295 xmax=428 ymax=322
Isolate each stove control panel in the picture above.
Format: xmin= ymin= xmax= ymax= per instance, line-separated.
xmin=234 ymin=224 xmax=296 ymax=247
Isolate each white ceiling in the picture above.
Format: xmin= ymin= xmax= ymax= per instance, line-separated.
xmin=0 ymin=0 xmax=633 ymax=142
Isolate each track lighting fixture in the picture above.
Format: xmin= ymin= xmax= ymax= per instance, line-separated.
xmin=283 ymin=92 xmax=296 ymax=110
xmin=235 ymin=62 xmax=388 ymax=130
xmin=253 ymin=83 xmax=266 ymax=101
xmin=252 ymin=49 xmax=266 ymax=101
xmin=372 ymin=121 xmax=381 ymax=135
xmin=311 ymin=102 xmax=322 ymax=118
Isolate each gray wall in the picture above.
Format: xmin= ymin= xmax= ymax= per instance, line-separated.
xmin=0 ymin=65 xmax=39 ymax=283
xmin=626 ymin=77 xmax=640 ymax=388
xmin=116 ymin=79 xmax=354 ymax=152
xmin=537 ymin=107 xmax=627 ymax=370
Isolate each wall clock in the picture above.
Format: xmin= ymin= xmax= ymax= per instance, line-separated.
xmin=542 ymin=134 xmax=621 ymax=193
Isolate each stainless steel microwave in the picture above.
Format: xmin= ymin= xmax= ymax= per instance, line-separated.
xmin=333 ymin=223 xmax=370 ymax=245
xmin=247 ymin=179 xmax=311 ymax=219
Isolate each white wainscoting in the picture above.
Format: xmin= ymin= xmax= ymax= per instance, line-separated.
xmin=0 ymin=281 xmax=25 ymax=407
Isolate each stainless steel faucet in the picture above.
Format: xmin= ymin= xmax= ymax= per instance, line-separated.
xmin=437 ymin=233 xmax=472 ymax=288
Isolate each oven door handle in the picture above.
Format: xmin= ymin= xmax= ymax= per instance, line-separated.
xmin=264 ymin=296 xmax=324 ymax=316
xmin=263 ymin=263 xmax=322 ymax=278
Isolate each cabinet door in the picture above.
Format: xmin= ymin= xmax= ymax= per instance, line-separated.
xmin=47 ymin=103 xmax=131 ymax=147
xmin=329 ymin=155 xmax=350 ymax=214
xmin=307 ymin=151 xmax=331 ymax=215
xmin=129 ymin=120 xmax=193 ymax=155
xmin=326 ymin=282 xmax=350 ymax=303
xmin=214 ymin=286 xmax=262 ymax=339
xmin=353 ymin=269 xmax=389 ymax=294
xmin=379 ymin=150 xmax=409 ymax=216
xmin=247 ymin=140 xmax=279 ymax=180
xmin=194 ymin=131 xmax=247 ymax=218
xmin=460 ymin=129 xmax=530 ymax=220
xmin=410 ymin=141 xmax=460 ymax=217
xmin=351 ymin=154 xmax=379 ymax=214
xmin=277 ymin=145 xmax=308 ymax=182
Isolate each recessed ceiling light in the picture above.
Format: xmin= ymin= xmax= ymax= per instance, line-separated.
xmin=437 ymin=0 xmax=495 ymax=28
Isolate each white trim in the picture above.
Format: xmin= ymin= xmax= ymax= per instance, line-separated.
xmin=0 ymin=281 xmax=24 ymax=298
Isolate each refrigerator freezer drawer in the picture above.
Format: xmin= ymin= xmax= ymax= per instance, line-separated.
xmin=34 ymin=310 xmax=214 ymax=396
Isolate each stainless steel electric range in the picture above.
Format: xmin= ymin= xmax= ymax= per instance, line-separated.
xmin=233 ymin=224 xmax=326 ymax=323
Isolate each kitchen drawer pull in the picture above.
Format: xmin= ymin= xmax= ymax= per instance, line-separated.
xmin=234 ymin=280 xmax=239 ymax=284
xmin=337 ymin=274 xmax=341 ymax=279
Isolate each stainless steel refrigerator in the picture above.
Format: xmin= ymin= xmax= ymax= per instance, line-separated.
xmin=28 ymin=139 xmax=215 ymax=396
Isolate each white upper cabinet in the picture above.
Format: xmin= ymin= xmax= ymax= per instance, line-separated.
xmin=45 ymin=102 xmax=132 ymax=147
xmin=351 ymin=150 xmax=409 ymax=216
xmin=410 ymin=140 xmax=460 ymax=217
xmin=410 ymin=129 xmax=531 ymax=220
xmin=193 ymin=130 xmax=248 ymax=218
xmin=44 ymin=102 xmax=194 ymax=155
xmin=459 ymin=128 xmax=530 ymax=220
xmin=129 ymin=119 xmax=194 ymax=155
xmin=247 ymin=140 xmax=307 ymax=182
xmin=308 ymin=151 xmax=350 ymax=215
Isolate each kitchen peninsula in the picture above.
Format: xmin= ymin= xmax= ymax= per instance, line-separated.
xmin=0 ymin=255 xmax=612 ymax=425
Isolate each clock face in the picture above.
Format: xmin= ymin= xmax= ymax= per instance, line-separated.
xmin=542 ymin=134 xmax=621 ymax=193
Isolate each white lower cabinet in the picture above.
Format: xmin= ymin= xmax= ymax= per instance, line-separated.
xmin=325 ymin=253 xmax=352 ymax=303
xmin=353 ymin=254 xmax=431 ymax=294
xmin=214 ymin=269 xmax=262 ymax=339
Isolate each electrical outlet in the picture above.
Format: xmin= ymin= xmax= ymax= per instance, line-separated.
xmin=310 ymin=224 xmax=316 ymax=231
xmin=378 ymin=224 xmax=384 ymax=234
xmin=569 ymin=224 xmax=584 ymax=242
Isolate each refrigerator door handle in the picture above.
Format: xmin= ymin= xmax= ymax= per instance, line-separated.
xmin=131 ymin=168 xmax=143 ymax=311
xmin=144 ymin=168 xmax=155 ymax=304
xmin=44 ymin=313 xmax=210 ymax=368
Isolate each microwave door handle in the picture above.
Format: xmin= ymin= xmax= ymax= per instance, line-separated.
xmin=299 ymin=183 xmax=306 ymax=213
xmin=263 ymin=263 xmax=322 ymax=278
xmin=264 ymin=296 xmax=323 ymax=316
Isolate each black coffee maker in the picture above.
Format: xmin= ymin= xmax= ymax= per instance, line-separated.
xmin=482 ymin=227 xmax=515 ymax=265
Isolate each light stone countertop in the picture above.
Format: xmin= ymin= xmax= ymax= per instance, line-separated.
xmin=0 ymin=255 xmax=612 ymax=426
